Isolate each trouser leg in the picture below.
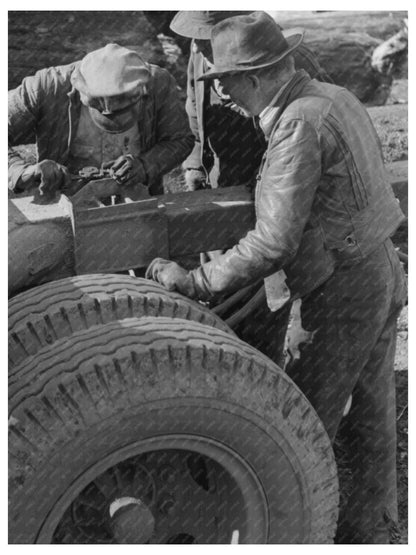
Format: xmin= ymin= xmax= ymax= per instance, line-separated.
xmin=285 ymin=240 xmax=406 ymax=543
xmin=336 ymin=312 xmax=400 ymax=543
xmin=284 ymin=275 xmax=378 ymax=442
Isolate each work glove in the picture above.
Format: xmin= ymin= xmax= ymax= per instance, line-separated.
xmin=146 ymin=258 xmax=197 ymax=299
xmin=184 ymin=168 xmax=207 ymax=191
xmin=19 ymin=159 xmax=72 ymax=198
xmin=104 ymin=154 xmax=147 ymax=187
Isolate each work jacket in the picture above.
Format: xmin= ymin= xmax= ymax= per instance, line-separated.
xmin=190 ymin=70 xmax=404 ymax=300
xmin=184 ymin=42 xmax=334 ymax=178
xmin=8 ymin=62 xmax=194 ymax=195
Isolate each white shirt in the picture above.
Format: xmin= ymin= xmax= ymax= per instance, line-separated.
xmin=259 ymin=79 xmax=293 ymax=139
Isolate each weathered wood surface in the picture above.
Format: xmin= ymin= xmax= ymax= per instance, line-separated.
xmin=269 ymin=11 xmax=408 ymax=104
xmin=372 ymin=19 xmax=408 ymax=73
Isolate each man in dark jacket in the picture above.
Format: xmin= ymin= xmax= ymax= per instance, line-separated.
xmin=170 ymin=10 xmax=332 ymax=191
xmin=147 ymin=12 xmax=406 ymax=543
xmin=8 ymin=43 xmax=194 ymax=197
xmin=170 ymin=11 xmax=333 ymax=366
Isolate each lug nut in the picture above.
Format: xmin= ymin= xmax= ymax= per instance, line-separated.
xmin=159 ymin=464 xmax=176 ymax=483
xmin=158 ymin=494 xmax=175 ymax=516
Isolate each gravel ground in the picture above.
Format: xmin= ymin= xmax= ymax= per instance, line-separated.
xmin=368 ymin=104 xmax=408 ymax=164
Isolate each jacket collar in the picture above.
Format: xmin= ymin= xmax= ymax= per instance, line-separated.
xmin=259 ymin=70 xmax=311 ymax=139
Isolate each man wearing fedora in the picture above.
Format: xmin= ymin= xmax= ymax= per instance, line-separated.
xmin=168 ymin=11 xmax=332 ymax=368
xmin=170 ymin=10 xmax=333 ymax=192
xmin=8 ymin=43 xmax=194 ymax=198
xmin=147 ymin=12 xmax=407 ymax=544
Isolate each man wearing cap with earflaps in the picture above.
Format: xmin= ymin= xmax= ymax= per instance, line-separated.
xmin=147 ymin=12 xmax=407 ymax=543
xmin=8 ymin=43 xmax=194 ymax=198
xmin=169 ymin=10 xmax=333 ymax=192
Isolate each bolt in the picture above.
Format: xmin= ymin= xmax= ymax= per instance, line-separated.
xmin=158 ymin=494 xmax=175 ymax=516
xmin=159 ymin=464 xmax=176 ymax=483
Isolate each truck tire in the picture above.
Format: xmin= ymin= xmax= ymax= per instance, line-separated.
xmin=9 ymin=274 xmax=232 ymax=369
xmin=9 ymin=317 xmax=338 ymax=544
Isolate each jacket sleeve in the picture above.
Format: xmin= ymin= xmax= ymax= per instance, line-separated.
xmin=8 ymin=74 xmax=42 ymax=191
xmin=183 ymin=45 xmax=203 ymax=169
xmin=139 ymin=68 xmax=194 ymax=185
xmin=189 ymin=118 xmax=322 ymax=300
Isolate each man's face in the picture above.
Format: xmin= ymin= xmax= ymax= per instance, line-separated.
xmin=218 ymin=74 xmax=256 ymax=116
xmin=80 ymin=90 xmax=144 ymax=133
xmin=193 ymin=39 xmax=213 ymax=63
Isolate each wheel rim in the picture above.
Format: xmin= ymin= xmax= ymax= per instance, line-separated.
xmin=39 ymin=436 xmax=269 ymax=544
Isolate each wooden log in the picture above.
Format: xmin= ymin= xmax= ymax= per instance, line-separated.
xmin=372 ymin=20 xmax=408 ymax=74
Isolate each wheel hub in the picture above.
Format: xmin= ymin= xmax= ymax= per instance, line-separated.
xmin=51 ymin=442 xmax=268 ymax=544
xmin=109 ymin=497 xmax=155 ymax=544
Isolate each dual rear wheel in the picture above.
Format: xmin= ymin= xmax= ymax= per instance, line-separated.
xmin=9 ymin=275 xmax=338 ymax=544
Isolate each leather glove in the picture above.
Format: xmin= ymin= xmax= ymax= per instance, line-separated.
xmin=146 ymin=258 xmax=197 ymax=299
xmin=104 ymin=155 xmax=147 ymax=187
xmin=184 ymin=168 xmax=207 ymax=191
xmin=19 ymin=159 xmax=71 ymax=198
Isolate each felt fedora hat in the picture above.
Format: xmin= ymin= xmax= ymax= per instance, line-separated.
xmin=170 ymin=11 xmax=251 ymax=39
xmin=198 ymin=11 xmax=304 ymax=81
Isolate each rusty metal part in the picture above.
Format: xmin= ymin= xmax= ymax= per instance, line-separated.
xmin=60 ymin=167 xmax=113 ymax=197
xmin=8 ymin=195 xmax=75 ymax=295
xmin=8 ymin=161 xmax=407 ymax=295
xmin=74 ymin=186 xmax=254 ymax=274
xmin=71 ymin=177 xmax=149 ymax=209
xmin=74 ymin=196 xmax=170 ymax=273
xmin=78 ymin=166 xmax=111 ymax=180
xmin=71 ymin=177 xmax=120 ymax=208
xmin=8 ymin=185 xmax=253 ymax=294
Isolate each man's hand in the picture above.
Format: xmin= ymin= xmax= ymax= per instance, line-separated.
xmin=184 ymin=168 xmax=207 ymax=191
xmin=105 ymin=155 xmax=147 ymax=187
xmin=146 ymin=258 xmax=196 ymax=298
xmin=19 ymin=160 xmax=71 ymax=198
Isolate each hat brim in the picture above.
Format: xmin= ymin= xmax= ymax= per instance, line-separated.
xmin=170 ymin=12 xmax=213 ymax=39
xmin=197 ymin=28 xmax=304 ymax=81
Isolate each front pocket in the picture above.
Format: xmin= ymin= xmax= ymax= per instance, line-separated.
xmin=324 ymin=115 xmax=369 ymax=211
xmin=70 ymin=142 xmax=97 ymax=159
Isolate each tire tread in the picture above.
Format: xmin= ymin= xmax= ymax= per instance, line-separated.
xmin=9 ymin=317 xmax=338 ymax=543
xmin=9 ymin=275 xmax=232 ymax=369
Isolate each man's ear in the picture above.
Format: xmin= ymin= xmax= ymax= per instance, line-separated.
xmin=246 ymin=73 xmax=261 ymax=91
